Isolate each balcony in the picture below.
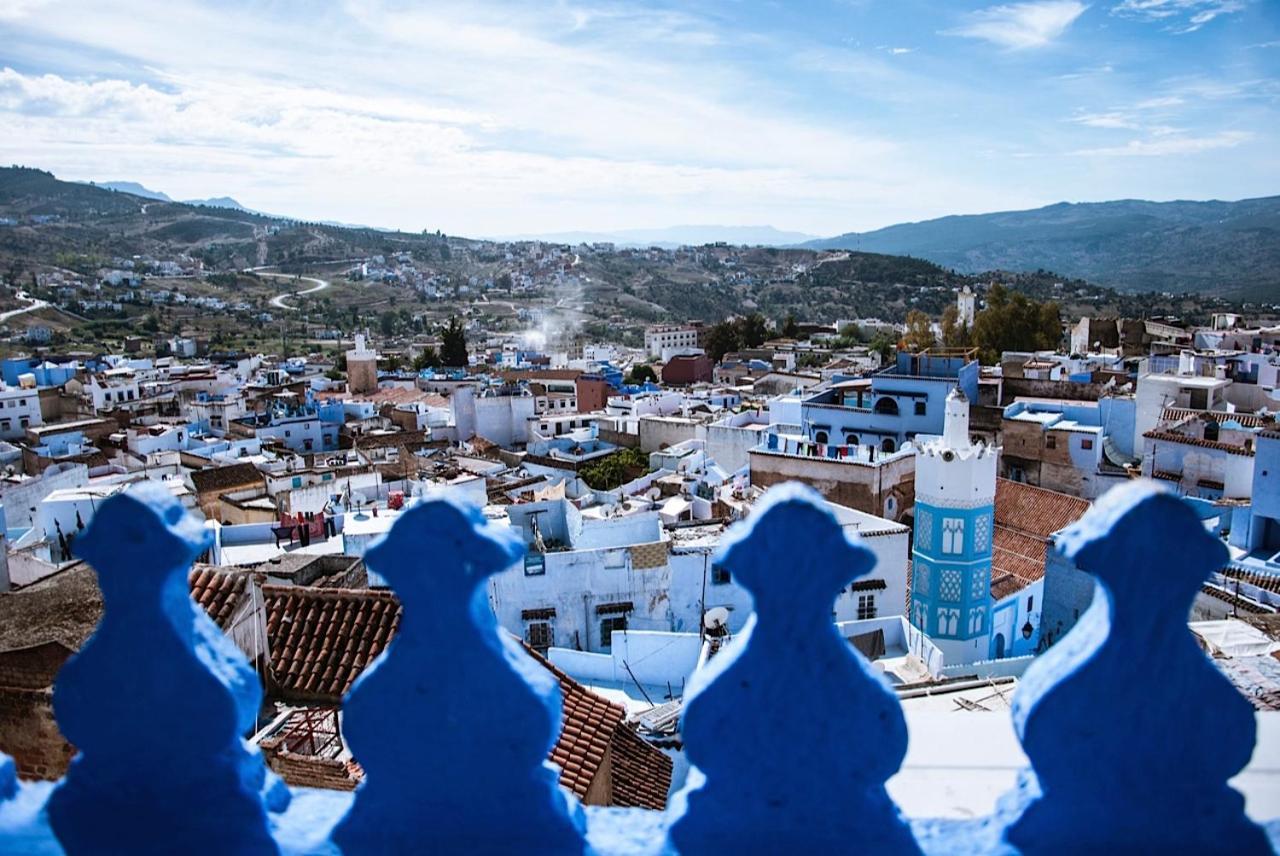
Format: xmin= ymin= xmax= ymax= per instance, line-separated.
xmin=0 ymin=479 xmax=1277 ymax=853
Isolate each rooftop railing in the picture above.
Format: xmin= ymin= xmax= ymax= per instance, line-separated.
xmin=0 ymin=479 xmax=1275 ymax=854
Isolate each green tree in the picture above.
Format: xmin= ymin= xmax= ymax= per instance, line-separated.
xmin=868 ymin=331 xmax=896 ymax=362
xmin=626 ymin=365 xmax=657 ymax=385
xmin=380 ymin=310 xmax=397 ymax=337
xmin=940 ymin=304 xmax=972 ymax=349
xmin=412 ymin=346 xmax=441 ymax=371
xmin=781 ymin=314 xmax=799 ymax=339
xmin=704 ymin=321 xmax=742 ymax=363
xmin=901 ymin=309 xmax=936 ymax=352
xmin=970 ymin=283 xmax=1062 ymax=364
xmin=738 ymin=313 xmax=769 ymax=349
xmin=440 ymin=316 xmax=469 ymax=367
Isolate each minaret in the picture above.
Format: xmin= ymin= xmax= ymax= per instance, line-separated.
xmin=957 ymin=285 xmax=976 ymax=327
xmin=909 ymin=388 xmax=998 ymax=666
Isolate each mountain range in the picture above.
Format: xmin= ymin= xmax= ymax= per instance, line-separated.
xmin=93 ymin=181 xmax=251 ymax=212
xmin=9 ymin=168 xmax=1279 ymax=300
xmin=800 ymin=197 xmax=1280 ymax=300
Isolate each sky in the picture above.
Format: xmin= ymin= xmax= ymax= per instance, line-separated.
xmin=1 ymin=0 xmax=1277 ymax=237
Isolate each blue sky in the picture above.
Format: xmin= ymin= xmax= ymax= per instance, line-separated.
xmin=1 ymin=0 xmax=1277 ymax=236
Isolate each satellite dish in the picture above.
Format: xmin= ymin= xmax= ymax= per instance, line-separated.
xmin=647 ymin=487 xmax=661 ymax=501
xmin=704 ymin=606 xmax=730 ymax=632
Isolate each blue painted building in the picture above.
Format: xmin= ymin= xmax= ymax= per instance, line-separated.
xmin=798 ymin=349 xmax=979 ymax=454
xmin=909 ymin=390 xmax=997 ymax=665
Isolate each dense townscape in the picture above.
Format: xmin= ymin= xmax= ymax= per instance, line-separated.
xmin=0 ymin=172 xmax=1278 ymax=812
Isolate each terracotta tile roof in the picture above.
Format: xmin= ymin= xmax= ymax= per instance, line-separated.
xmin=990 ymin=573 xmax=1025 ymax=601
xmin=990 ymin=479 xmax=1091 ymax=598
xmin=188 ymin=567 xmax=250 ymax=631
xmin=1142 ymin=430 xmax=1255 ymax=457
xmin=190 ymin=462 xmax=264 ymax=495
xmin=1161 ymin=407 xmax=1274 ymax=429
xmin=994 ymin=478 xmax=1091 ymax=540
xmin=528 ymin=644 xmax=671 ymax=809
xmin=608 ymin=722 xmax=674 ymax=810
xmin=992 ymin=527 xmax=1048 ymax=588
xmin=262 ymin=585 xmax=401 ymax=702
xmin=256 ymin=586 xmax=672 ymax=808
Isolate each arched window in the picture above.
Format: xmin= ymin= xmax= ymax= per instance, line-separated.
xmin=814 ymin=430 xmax=828 ymax=445
xmin=845 ymin=433 xmax=858 ymax=447
xmin=873 ymin=397 xmax=899 ymax=416
xmin=1204 ymin=420 xmax=1220 ymax=442
xmin=881 ymin=437 xmax=896 ymax=453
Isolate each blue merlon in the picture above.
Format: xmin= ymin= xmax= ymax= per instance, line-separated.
xmin=51 ymin=481 xmax=286 ymax=855
xmin=0 ymin=479 xmax=1278 ymax=854
xmin=669 ymin=483 xmax=918 ymax=854
xmin=1000 ymin=480 xmax=1269 ymax=853
xmin=333 ymin=492 xmax=586 ymax=854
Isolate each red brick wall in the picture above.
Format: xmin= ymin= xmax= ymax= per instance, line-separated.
xmin=575 ymin=377 xmax=610 ymax=413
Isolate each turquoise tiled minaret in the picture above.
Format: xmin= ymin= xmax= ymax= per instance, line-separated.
xmin=909 ymin=388 xmax=997 ymax=666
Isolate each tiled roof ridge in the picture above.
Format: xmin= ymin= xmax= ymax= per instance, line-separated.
xmin=1161 ymin=407 xmax=1273 ymax=429
xmin=260 ymin=583 xmax=398 ymax=603
xmin=1142 ymin=430 xmax=1255 ymax=457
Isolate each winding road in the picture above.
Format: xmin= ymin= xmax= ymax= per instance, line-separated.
xmin=0 ymin=291 xmax=50 ymax=322
xmin=251 ymin=269 xmax=331 ymax=310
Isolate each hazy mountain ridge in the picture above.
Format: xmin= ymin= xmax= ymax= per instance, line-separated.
xmin=801 ymin=197 xmax=1280 ymax=300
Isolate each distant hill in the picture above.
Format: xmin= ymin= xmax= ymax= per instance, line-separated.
xmin=97 ymin=181 xmax=172 ymax=201
xmin=97 ymin=181 xmax=251 ymax=213
xmin=802 ymin=197 xmax=1280 ymax=300
xmin=0 ymin=166 xmax=438 ymax=270
xmin=498 ymin=224 xmax=819 ymax=248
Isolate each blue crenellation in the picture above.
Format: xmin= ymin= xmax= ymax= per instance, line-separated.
xmin=0 ymin=479 xmax=1274 ymax=854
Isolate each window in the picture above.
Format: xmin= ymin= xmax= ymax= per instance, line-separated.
xmin=845 ymin=433 xmax=859 ymax=446
xmin=19 ymin=417 xmax=28 ymax=429
xmin=942 ymin=518 xmax=964 ymax=554
xmin=284 ymin=430 xmax=292 ymax=438
xmin=873 ymin=397 xmax=899 ymax=416
xmin=711 ymin=563 xmax=730 ymax=585
xmin=526 ymin=621 xmax=552 ymax=654
xmin=291 ymin=476 xmax=302 ymax=488
xmin=881 ymin=438 xmax=896 ymax=453
xmin=814 ymin=430 xmax=828 ymax=445
xmin=0 ymin=419 xmax=10 ymax=432
xmin=914 ymin=401 xmax=926 ymax=416
xmin=1027 ymin=595 xmax=1034 ymax=611
xmin=600 ymin=615 xmax=627 ymax=651
xmin=857 ymin=594 xmax=877 ymax=620
xmin=1081 ymin=438 xmax=1094 ymax=450
xmin=304 ymin=439 xmax=314 ymax=451
xmin=1045 ymin=435 xmax=1056 ymax=449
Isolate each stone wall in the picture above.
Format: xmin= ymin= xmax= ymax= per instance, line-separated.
xmin=1001 ymin=377 xmax=1110 ymax=405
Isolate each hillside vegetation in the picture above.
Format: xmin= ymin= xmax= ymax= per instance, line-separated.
xmin=803 ymin=197 xmax=1280 ymax=300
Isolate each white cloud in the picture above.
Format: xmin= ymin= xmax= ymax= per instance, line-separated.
xmin=1071 ymin=130 xmax=1252 ymax=155
xmin=1111 ymin=0 xmax=1248 ymax=33
xmin=1073 ymin=111 xmax=1141 ymax=128
xmin=946 ymin=1 xmax=1089 ymax=50
xmin=0 ymin=0 xmax=55 ymax=21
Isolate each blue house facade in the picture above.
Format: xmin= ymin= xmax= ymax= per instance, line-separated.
xmin=800 ymin=350 xmax=979 ymax=454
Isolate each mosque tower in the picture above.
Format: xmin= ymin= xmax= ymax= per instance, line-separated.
xmin=909 ymin=387 xmax=998 ymax=665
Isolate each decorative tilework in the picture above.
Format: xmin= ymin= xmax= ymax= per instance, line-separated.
xmin=940 ymin=570 xmax=961 ymax=602
xmin=971 ymin=569 xmax=987 ymax=600
xmin=974 ymin=513 xmax=991 ymax=553
xmin=915 ymin=509 xmax=933 ymax=552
